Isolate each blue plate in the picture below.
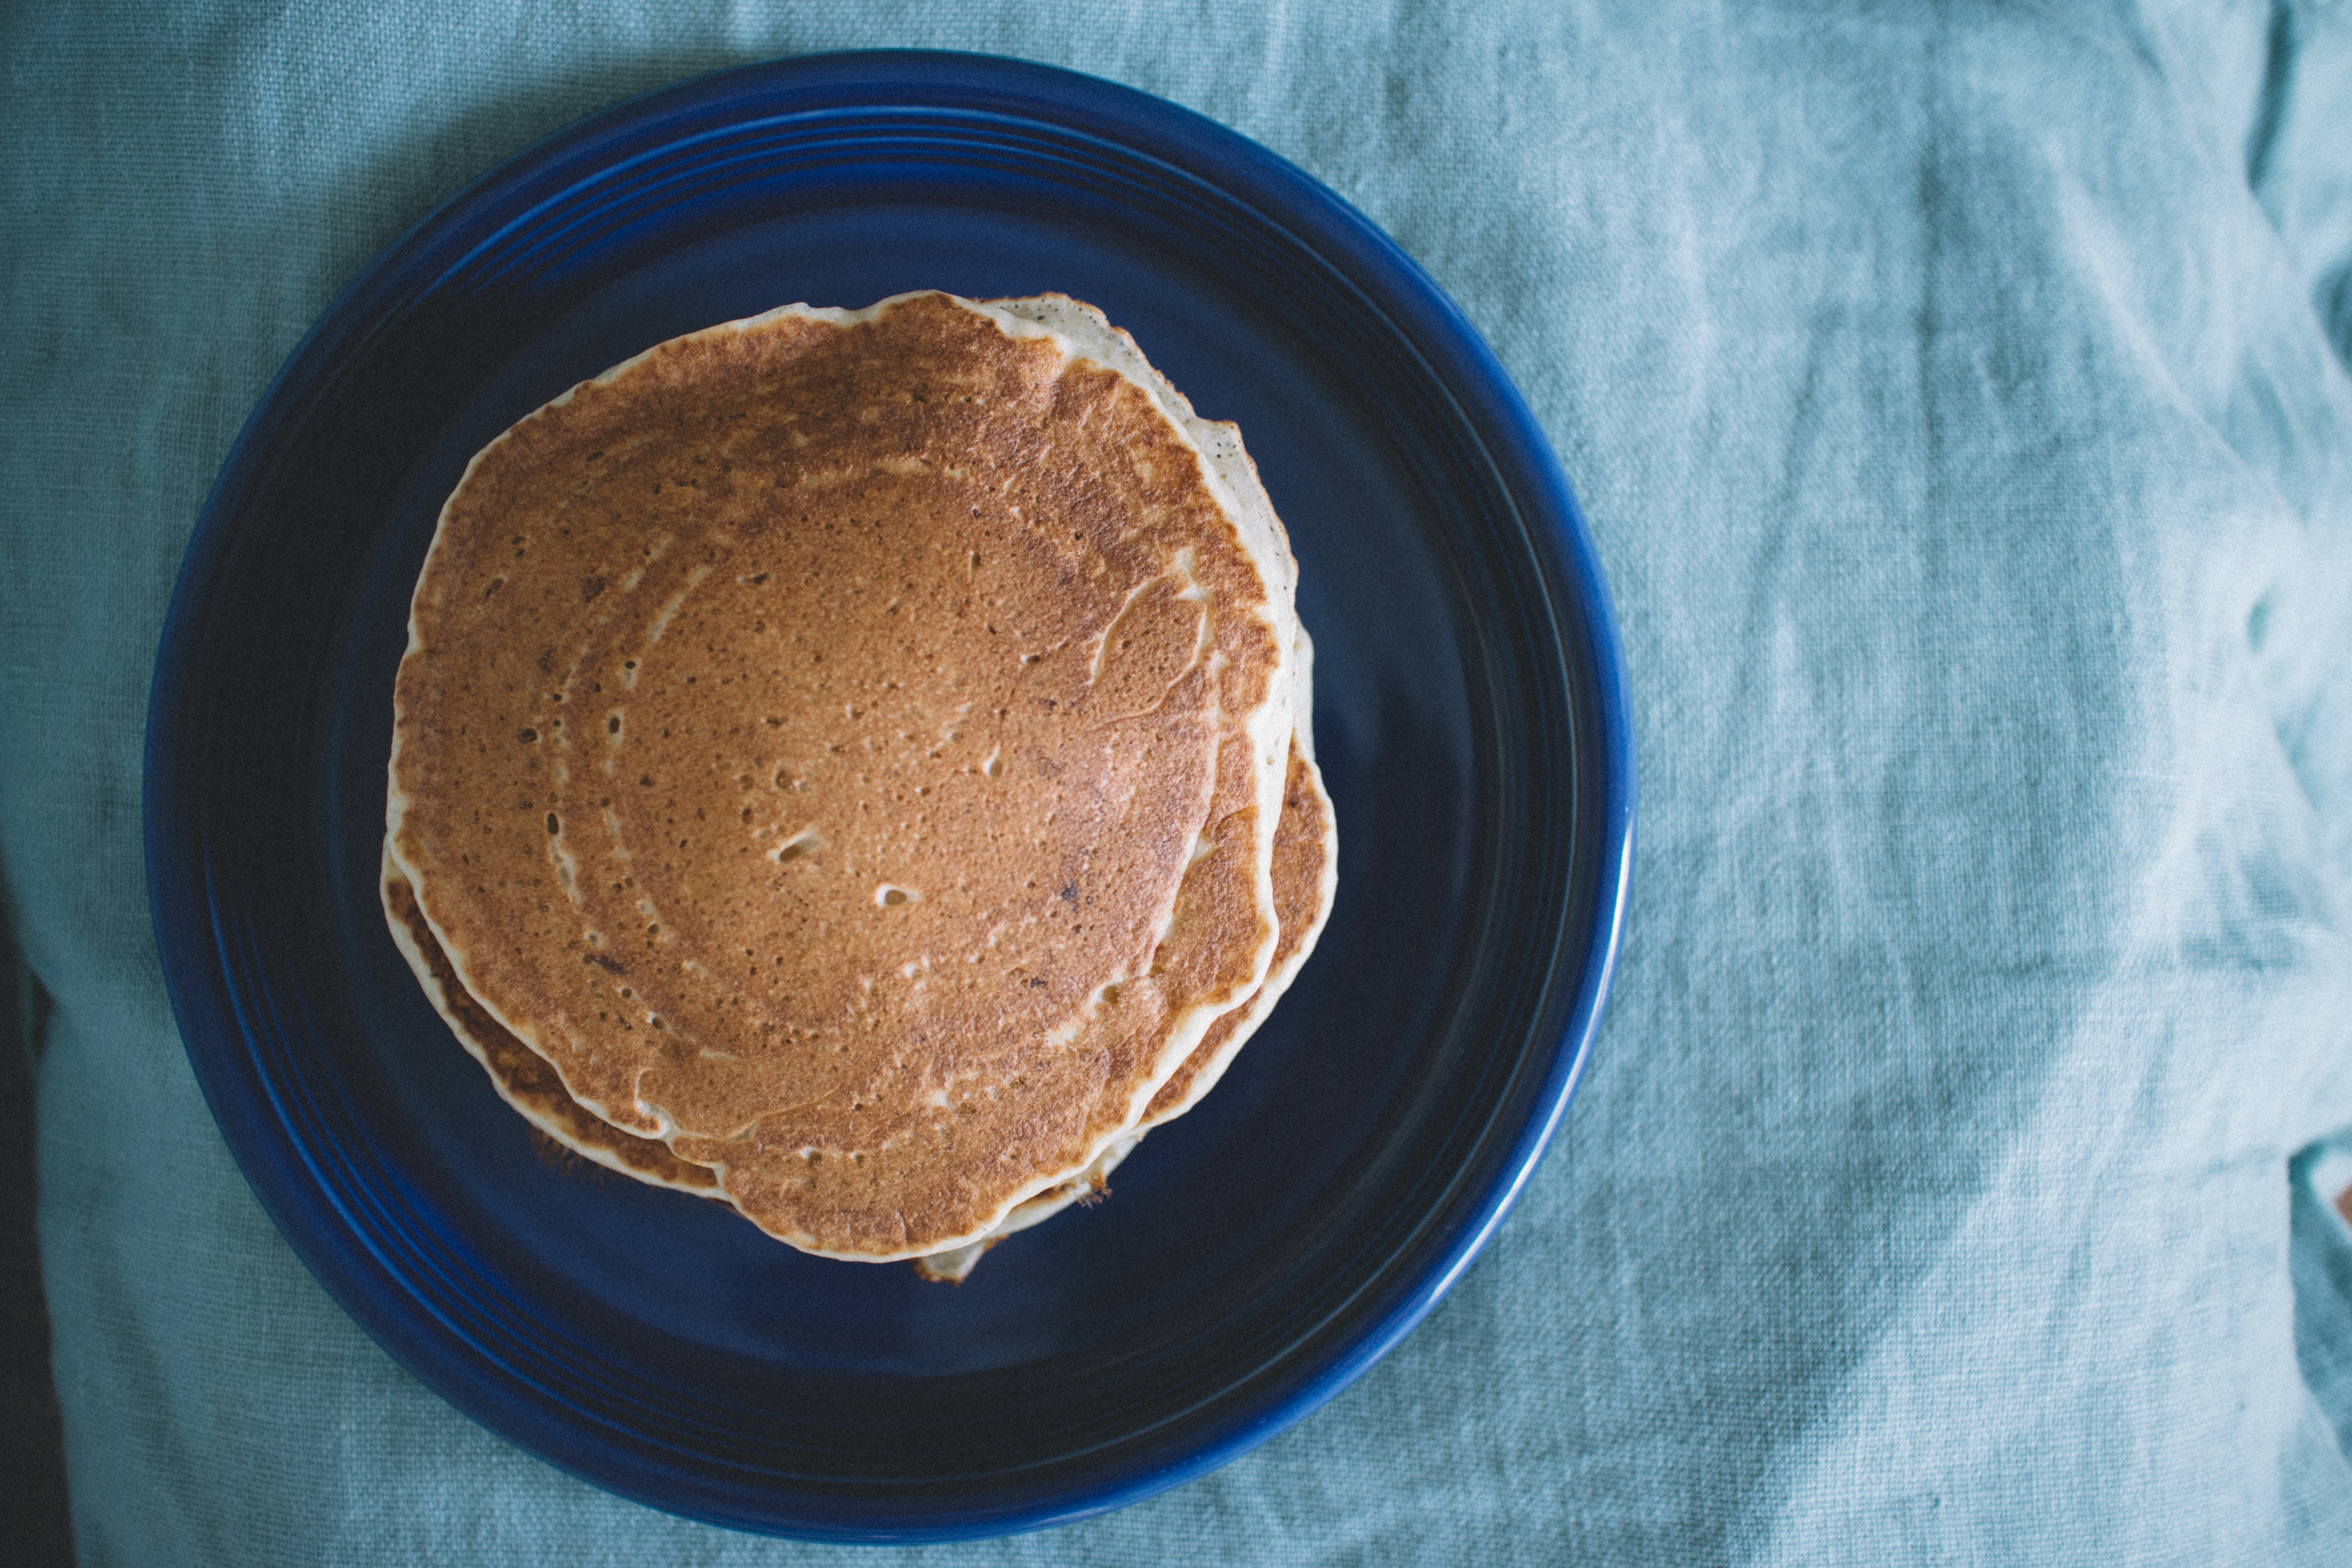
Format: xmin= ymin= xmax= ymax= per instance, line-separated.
xmin=144 ymin=52 xmax=1633 ymax=1543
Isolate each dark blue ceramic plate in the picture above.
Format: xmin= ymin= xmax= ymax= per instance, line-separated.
xmin=144 ymin=52 xmax=1632 ymax=1543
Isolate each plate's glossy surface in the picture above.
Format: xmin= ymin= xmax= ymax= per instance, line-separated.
xmin=144 ymin=52 xmax=1633 ymax=1543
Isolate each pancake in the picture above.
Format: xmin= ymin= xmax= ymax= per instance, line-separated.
xmin=388 ymin=292 xmax=1298 ymax=1259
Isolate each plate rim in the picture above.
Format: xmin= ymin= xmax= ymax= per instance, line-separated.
xmin=143 ymin=48 xmax=1637 ymax=1542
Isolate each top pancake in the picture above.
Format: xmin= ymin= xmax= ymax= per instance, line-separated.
xmin=387 ymin=292 xmax=1296 ymax=1258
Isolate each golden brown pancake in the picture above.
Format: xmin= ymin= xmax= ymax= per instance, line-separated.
xmin=388 ymin=292 xmax=1297 ymax=1259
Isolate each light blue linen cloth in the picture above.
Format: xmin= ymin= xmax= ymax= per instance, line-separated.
xmin=6 ymin=2 xmax=2352 ymax=1561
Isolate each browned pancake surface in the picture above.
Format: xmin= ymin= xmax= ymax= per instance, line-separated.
xmin=389 ymin=293 xmax=1289 ymax=1256
xmin=382 ymin=858 xmax=719 ymax=1194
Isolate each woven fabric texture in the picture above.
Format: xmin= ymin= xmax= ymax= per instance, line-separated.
xmin=6 ymin=2 xmax=2352 ymax=1562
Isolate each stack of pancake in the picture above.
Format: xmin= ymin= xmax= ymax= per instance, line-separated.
xmin=381 ymin=292 xmax=1334 ymax=1279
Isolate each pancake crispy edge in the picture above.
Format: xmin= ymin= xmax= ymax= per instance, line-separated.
xmin=1140 ymin=625 xmax=1334 ymax=1124
xmin=1142 ymin=739 xmax=1336 ymax=1126
xmin=387 ymin=292 xmax=1296 ymax=1259
xmin=382 ymin=847 xmax=723 ymax=1195
xmin=906 ymin=1133 xmax=1138 ymax=1284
